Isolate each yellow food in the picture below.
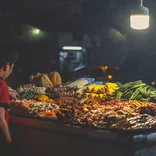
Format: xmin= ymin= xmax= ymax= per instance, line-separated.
xmin=39 ymin=74 xmax=53 ymax=88
xmin=86 ymin=82 xmax=119 ymax=99
xmin=48 ymin=72 xmax=53 ymax=79
xmin=50 ymin=71 xmax=62 ymax=86
xmin=35 ymin=95 xmax=54 ymax=103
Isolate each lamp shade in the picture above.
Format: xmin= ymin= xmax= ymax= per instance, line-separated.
xmin=130 ymin=1 xmax=149 ymax=30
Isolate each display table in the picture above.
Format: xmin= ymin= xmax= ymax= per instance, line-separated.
xmin=9 ymin=116 xmax=156 ymax=156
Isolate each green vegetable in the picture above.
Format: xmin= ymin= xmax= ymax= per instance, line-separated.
xmin=114 ymin=80 xmax=156 ymax=102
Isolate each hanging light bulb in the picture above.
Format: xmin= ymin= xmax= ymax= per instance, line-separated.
xmin=130 ymin=0 xmax=149 ymax=30
xmin=32 ymin=28 xmax=40 ymax=34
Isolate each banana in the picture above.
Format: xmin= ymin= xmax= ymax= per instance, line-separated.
xmin=85 ymin=83 xmax=119 ymax=99
xmin=107 ymin=88 xmax=115 ymax=95
xmin=105 ymin=82 xmax=119 ymax=90
xmin=87 ymin=85 xmax=106 ymax=93
xmin=85 ymin=93 xmax=106 ymax=99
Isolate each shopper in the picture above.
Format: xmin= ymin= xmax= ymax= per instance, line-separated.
xmin=0 ymin=46 xmax=19 ymax=145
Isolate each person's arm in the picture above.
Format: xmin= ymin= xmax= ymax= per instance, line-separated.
xmin=0 ymin=107 xmax=12 ymax=144
xmin=9 ymin=91 xmax=19 ymax=100
xmin=8 ymin=87 xmax=19 ymax=100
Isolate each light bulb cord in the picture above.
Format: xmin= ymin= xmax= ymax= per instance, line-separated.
xmin=137 ymin=0 xmax=143 ymax=6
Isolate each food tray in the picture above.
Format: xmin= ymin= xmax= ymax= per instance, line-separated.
xmin=39 ymin=116 xmax=58 ymax=121
xmin=9 ymin=111 xmax=40 ymax=120
xmin=68 ymin=122 xmax=156 ymax=135
xmin=10 ymin=113 xmax=156 ymax=135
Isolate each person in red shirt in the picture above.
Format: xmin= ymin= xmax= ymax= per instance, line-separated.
xmin=0 ymin=45 xmax=19 ymax=144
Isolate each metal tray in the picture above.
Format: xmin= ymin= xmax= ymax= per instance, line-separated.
xmin=10 ymin=112 xmax=156 ymax=135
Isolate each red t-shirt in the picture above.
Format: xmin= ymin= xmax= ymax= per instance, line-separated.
xmin=0 ymin=78 xmax=10 ymax=124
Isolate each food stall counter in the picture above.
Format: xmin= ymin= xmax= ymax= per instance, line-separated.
xmin=9 ymin=116 xmax=156 ymax=156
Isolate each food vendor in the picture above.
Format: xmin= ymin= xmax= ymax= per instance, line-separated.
xmin=0 ymin=46 xmax=19 ymax=145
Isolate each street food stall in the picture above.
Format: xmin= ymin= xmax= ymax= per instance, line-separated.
xmin=8 ymin=73 xmax=156 ymax=156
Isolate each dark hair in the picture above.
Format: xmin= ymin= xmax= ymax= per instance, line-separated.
xmin=0 ymin=45 xmax=19 ymax=68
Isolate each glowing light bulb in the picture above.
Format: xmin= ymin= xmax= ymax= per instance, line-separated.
xmin=130 ymin=15 xmax=149 ymax=30
xmin=130 ymin=0 xmax=149 ymax=30
xmin=32 ymin=28 xmax=40 ymax=34
xmin=108 ymin=75 xmax=113 ymax=80
xmin=62 ymin=46 xmax=82 ymax=50
xmin=104 ymin=66 xmax=108 ymax=70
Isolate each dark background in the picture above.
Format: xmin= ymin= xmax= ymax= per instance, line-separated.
xmin=0 ymin=0 xmax=156 ymax=87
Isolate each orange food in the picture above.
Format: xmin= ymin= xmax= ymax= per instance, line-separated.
xmin=38 ymin=112 xmax=56 ymax=117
